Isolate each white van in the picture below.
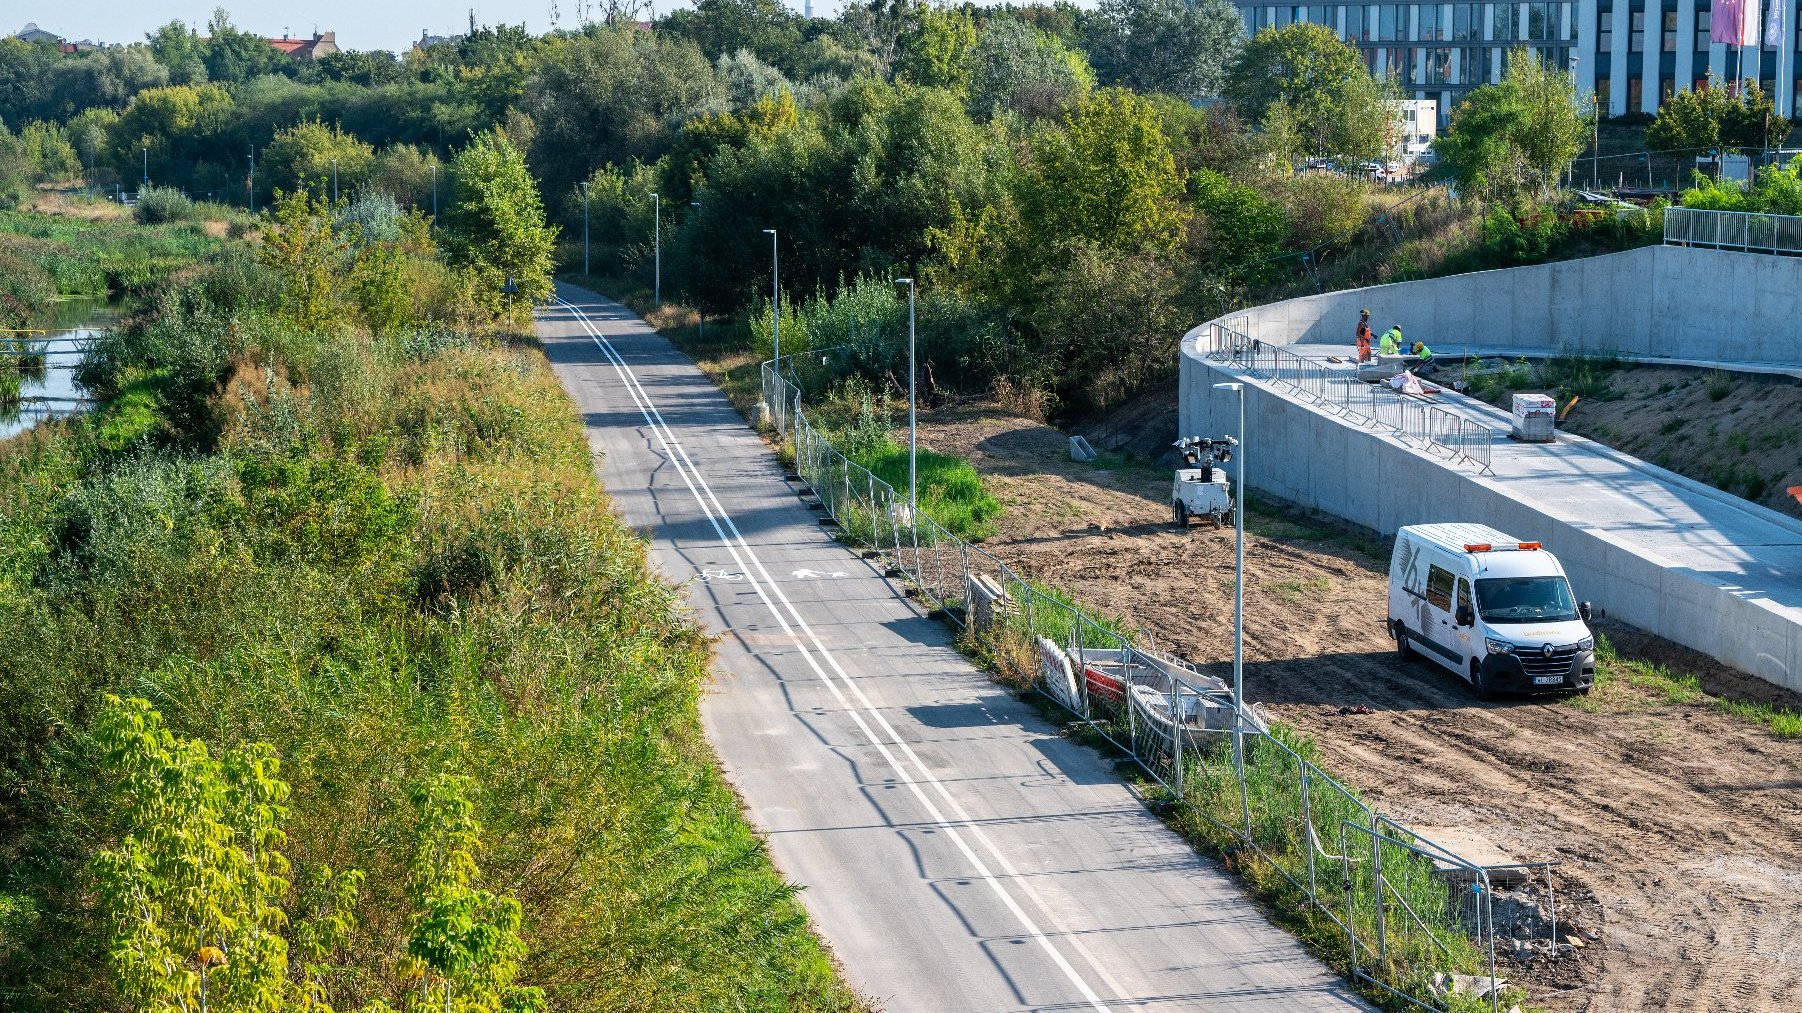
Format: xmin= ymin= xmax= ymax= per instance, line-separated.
xmin=1388 ymin=523 xmax=1596 ymax=698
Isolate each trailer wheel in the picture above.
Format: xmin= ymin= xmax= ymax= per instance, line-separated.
xmin=1173 ymin=501 xmax=1189 ymax=528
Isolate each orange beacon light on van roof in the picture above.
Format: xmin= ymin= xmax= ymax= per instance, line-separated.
xmin=1462 ymin=542 xmax=1541 ymax=553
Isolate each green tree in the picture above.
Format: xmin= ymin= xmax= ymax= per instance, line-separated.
xmin=1435 ymin=48 xmax=1589 ymax=201
xmin=93 ymin=696 xmax=292 ymax=1013
xmin=1508 ymin=48 xmax=1590 ymax=196
xmin=365 ymin=144 xmax=441 ymax=210
xmin=896 ymin=4 xmax=977 ymax=93
xmin=1020 ymin=88 xmax=1187 ymax=255
xmin=107 ymin=82 xmax=235 ymax=183
xmin=441 ymin=130 xmax=558 ymax=313
xmin=147 ymin=20 xmax=210 ymax=84
xmin=667 ymin=0 xmax=805 ymax=71
xmin=1225 ymin=23 xmax=1389 ymax=163
xmin=1648 ymin=77 xmax=1790 ymax=158
xmin=261 ymin=189 xmax=356 ymax=331
xmin=523 ymin=25 xmax=721 ymax=200
xmin=405 ymin=774 xmax=544 ymax=1013
xmin=257 ymin=120 xmax=376 ymax=202
xmin=1084 ymin=0 xmax=1244 ymax=102
xmin=967 ymin=19 xmax=1094 ymax=119
xmin=202 ymin=8 xmax=293 ymax=84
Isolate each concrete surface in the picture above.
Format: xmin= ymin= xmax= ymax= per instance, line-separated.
xmin=1289 ymin=342 xmax=1802 ymax=382
xmin=1180 ymin=279 xmax=1802 ymax=695
xmin=1237 ymin=244 xmax=1802 ymax=368
xmin=539 ymin=284 xmax=1372 ymax=1013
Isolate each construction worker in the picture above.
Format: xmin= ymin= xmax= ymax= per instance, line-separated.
xmin=1379 ymin=325 xmax=1402 ymax=356
xmin=1412 ymin=340 xmax=1437 ymax=375
xmin=1355 ymin=308 xmax=1374 ymax=363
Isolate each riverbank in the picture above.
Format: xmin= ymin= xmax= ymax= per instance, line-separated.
xmin=0 ymin=207 xmax=865 ymax=1009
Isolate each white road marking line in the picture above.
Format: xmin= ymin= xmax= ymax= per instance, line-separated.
xmin=554 ymin=295 xmax=1121 ymax=1012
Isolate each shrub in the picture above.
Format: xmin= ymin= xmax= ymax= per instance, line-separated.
xmin=132 ymin=185 xmax=196 ymax=225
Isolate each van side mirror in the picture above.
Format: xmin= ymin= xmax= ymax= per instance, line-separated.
xmin=1455 ymin=604 xmax=1474 ymax=627
xmin=1579 ymin=601 xmax=1593 ymax=622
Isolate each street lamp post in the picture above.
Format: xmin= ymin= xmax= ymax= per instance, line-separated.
xmin=430 ymin=163 xmax=438 ymax=229
xmin=896 ymin=278 xmax=917 ymax=509
xmin=1212 ymin=381 xmax=1247 ymax=780
xmin=690 ymin=201 xmax=703 ymax=341
xmin=580 ymin=181 xmax=590 ymax=275
xmin=331 ymin=158 xmax=338 ymax=203
xmin=651 ymin=191 xmax=661 ymax=306
xmin=763 ymin=228 xmax=779 ymax=366
xmin=141 ymin=147 xmax=148 ymax=188
xmin=247 ymin=146 xmax=256 ymax=214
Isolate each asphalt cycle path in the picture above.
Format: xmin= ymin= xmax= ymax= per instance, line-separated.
xmin=538 ymin=282 xmax=1370 ymax=1013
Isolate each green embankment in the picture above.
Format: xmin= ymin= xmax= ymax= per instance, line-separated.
xmin=0 ymin=210 xmax=864 ymax=1009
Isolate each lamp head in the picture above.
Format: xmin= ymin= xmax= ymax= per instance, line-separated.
xmin=1213 ymin=382 xmax=1244 ymax=392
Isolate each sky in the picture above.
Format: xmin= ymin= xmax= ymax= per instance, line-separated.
xmin=7 ymin=0 xmax=852 ymax=54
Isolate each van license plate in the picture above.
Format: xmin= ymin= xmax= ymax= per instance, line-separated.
xmin=1533 ymin=676 xmax=1564 ymax=686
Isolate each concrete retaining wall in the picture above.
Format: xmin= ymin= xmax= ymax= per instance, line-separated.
xmin=1237 ymin=243 xmax=1802 ymax=364
xmin=1178 ymin=249 xmax=1802 ymax=694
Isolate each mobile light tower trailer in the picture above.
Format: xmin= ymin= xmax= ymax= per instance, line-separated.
xmin=1171 ymin=435 xmax=1238 ymax=528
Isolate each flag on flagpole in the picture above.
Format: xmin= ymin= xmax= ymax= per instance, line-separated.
xmin=1767 ymin=0 xmax=1787 ymax=48
xmin=1715 ymin=0 xmax=1764 ymax=46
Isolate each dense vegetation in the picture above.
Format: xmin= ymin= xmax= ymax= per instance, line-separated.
xmin=3 ymin=3 xmax=1645 ymax=422
xmin=0 ymin=189 xmax=861 ymax=1009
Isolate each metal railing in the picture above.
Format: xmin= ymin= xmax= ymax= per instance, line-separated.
xmin=759 ymin=354 xmax=1570 ymax=1013
xmin=1664 ymin=206 xmax=1802 ymax=255
xmin=1201 ymin=320 xmax=1495 ymax=473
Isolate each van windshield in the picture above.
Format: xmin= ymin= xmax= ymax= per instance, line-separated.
xmin=1475 ymin=577 xmax=1578 ymax=623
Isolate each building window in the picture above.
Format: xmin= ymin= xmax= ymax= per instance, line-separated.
xmin=1599 ymin=11 xmax=1613 ymax=50
xmin=1597 ymin=77 xmax=1612 ymax=110
xmin=1664 ymin=10 xmax=1678 ymax=52
xmin=1630 ymin=10 xmax=1645 ymax=52
xmin=1628 ymin=76 xmax=1643 ymax=112
xmin=1453 ymin=4 xmax=1471 ymax=40
xmin=1663 ymin=76 xmax=1677 ymax=99
xmin=1348 ymin=5 xmax=1366 ymax=39
xmin=1495 ymin=4 xmax=1516 ymax=40
xmin=1697 ymin=11 xmax=1711 ymax=51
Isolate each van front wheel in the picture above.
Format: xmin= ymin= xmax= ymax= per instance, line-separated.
xmin=1471 ymin=660 xmax=1497 ymax=702
xmin=1394 ymin=624 xmax=1414 ymax=661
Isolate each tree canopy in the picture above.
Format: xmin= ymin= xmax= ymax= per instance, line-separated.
xmin=1225 ymin=23 xmax=1390 ymax=164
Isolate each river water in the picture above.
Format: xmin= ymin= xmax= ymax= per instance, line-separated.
xmin=2 ymin=300 xmax=115 ymax=442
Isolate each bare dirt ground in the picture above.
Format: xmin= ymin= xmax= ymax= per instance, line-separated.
xmin=923 ymin=400 xmax=1802 ymax=1013
xmin=1472 ymin=363 xmax=1802 ymax=522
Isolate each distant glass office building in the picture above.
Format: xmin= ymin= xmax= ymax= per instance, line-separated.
xmin=1234 ymin=2 xmax=1798 ymax=123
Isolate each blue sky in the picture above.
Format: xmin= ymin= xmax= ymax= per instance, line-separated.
xmin=9 ymin=0 xmax=847 ymax=54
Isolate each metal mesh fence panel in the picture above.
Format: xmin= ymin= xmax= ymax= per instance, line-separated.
xmin=757 ymin=348 xmax=1518 ymax=1009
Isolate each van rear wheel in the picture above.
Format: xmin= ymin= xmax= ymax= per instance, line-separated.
xmin=1394 ymin=624 xmax=1414 ymax=661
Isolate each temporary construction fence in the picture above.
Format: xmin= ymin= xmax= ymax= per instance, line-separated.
xmin=1199 ymin=318 xmax=1495 ymax=473
xmin=759 ymin=352 xmax=1566 ymax=1013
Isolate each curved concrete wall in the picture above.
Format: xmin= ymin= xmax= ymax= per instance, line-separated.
xmin=1178 ymin=246 xmax=1802 ymax=694
xmin=1236 ymin=243 xmax=1802 ymax=364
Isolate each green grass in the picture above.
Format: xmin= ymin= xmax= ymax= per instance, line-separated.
xmin=0 ymin=210 xmax=222 ymax=300
xmin=1266 ymin=576 xmax=1332 ymax=603
xmin=1585 ymin=636 xmax=1802 ymax=738
xmin=850 ymin=441 xmax=1001 ymax=542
